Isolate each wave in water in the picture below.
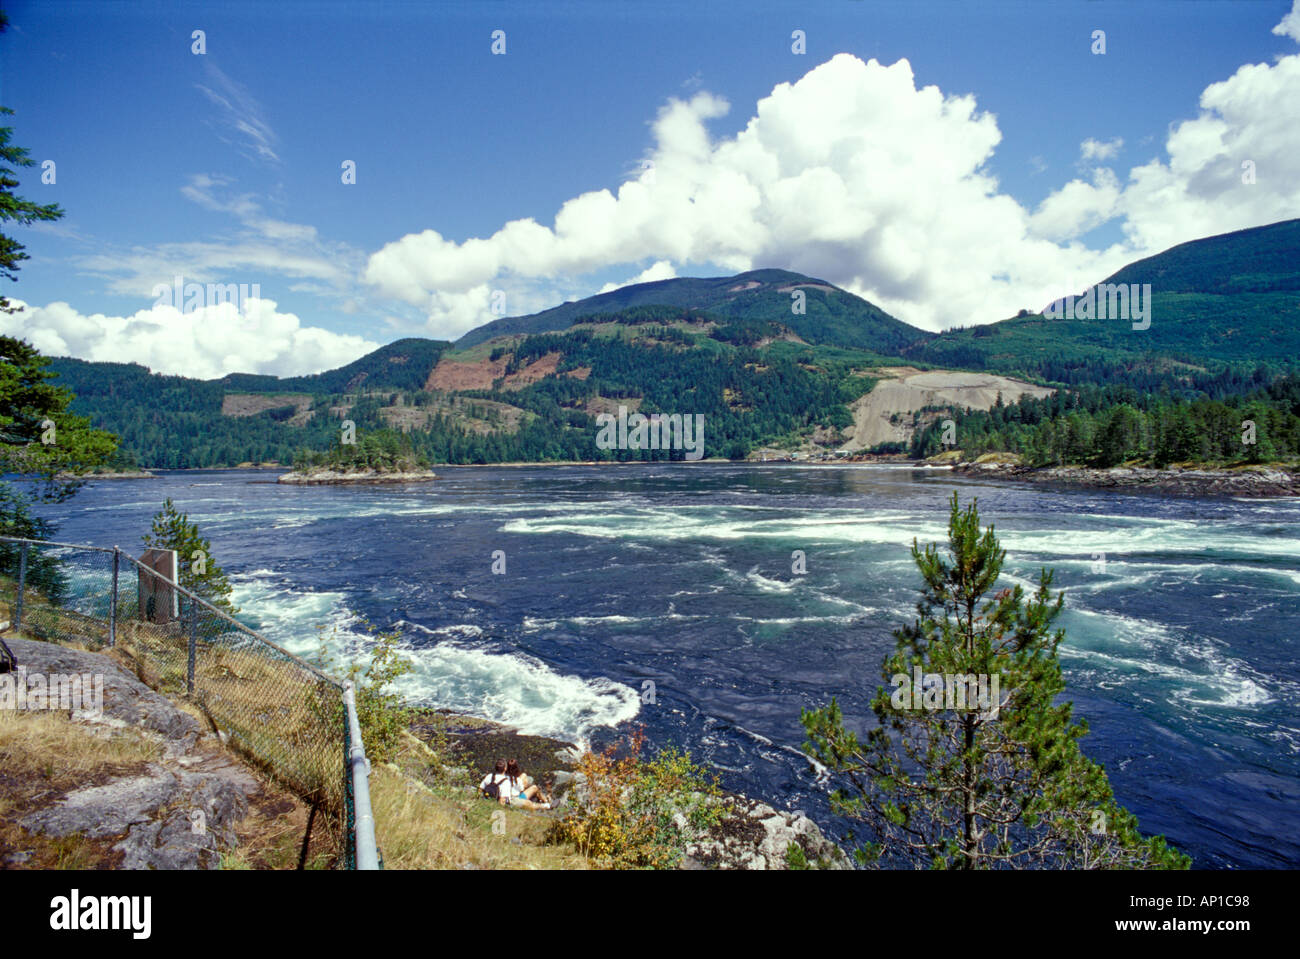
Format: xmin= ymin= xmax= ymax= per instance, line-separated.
xmin=231 ymin=572 xmax=640 ymax=744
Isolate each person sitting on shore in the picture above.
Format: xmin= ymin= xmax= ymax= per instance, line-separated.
xmin=504 ymin=758 xmax=551 ymax=810
xmin=479 ymin=760 xmax=511 ymax=801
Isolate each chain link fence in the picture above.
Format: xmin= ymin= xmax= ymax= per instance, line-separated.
xmin=0 ymin=535 xmax=375 ymax=869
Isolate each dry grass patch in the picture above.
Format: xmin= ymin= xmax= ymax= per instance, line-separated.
xmin=0 ymin=708 xmax=162 ymax=869
xmin=369 ymin=766 xmax=586 ymax=870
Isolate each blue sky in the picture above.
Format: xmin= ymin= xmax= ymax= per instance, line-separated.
xmin=3 ymin=0 xmax=1299 ymax=377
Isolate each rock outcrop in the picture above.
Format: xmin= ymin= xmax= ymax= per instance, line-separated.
xmin=277 ymin=468 xmax=439 ymax=485
xmin=4 ymin=638 xmax=263 ymax=869
xmin=955 ymin=461 xmax=1300 ymax=498
xmin=547 ymin=764 xmax=849 ymax=870
xmin=683 ymin=795 xmax=850 ymax=870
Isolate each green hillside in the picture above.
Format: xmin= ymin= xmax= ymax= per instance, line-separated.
xmin=36 ymin=217 xmax=1300 ymax=469
xmin=455 ymin=268 xmax=931 ymax=354
xmin=217 ymin=337 xmax=452 ymax=393
xmin=909 ymin=218 xmax=1300 ymax=378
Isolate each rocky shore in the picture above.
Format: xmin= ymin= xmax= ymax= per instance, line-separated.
xmin=410 ymin=709 xmax=849 ymax=870
xmin=954 ymin=461 xmax=1300 ymax=497
xmin=276 ymin=468 xmax=439 ymax=485
xmin=3 ymin=639 xmax=265 ymax=869
xmin=56 ymin=469 xmax=156 ymax=480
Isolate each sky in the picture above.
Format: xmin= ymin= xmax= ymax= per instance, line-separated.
xmin=2 ymin=0 xmax=1299 ymax=379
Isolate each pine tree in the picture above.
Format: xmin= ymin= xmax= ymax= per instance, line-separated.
xmin=143 ymin=499 xmax=237 ymax=615
xmin=801 ymin=492 xmax=1189 ymax=869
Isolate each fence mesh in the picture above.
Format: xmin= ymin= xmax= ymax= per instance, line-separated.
xmin=0 ymin=536 xmax=351 ymax=868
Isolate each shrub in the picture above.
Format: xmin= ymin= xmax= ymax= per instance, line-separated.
xmin=548 ymin=728 xmax=724 ymax=869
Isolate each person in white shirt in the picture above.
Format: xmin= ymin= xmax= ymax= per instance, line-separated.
xmin=503 ymin=758 xmax=551 ymax=809
xmin=479 ymin=759 xmax=511 ymax=802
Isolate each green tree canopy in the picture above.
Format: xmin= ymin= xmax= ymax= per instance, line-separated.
xmin=0 ymin=101 xmax=64 ymax=313
xmin=801 ymin=492 xmax=1189 ymax=869
xmin=142 ymin=498 xmax=237 ymax=615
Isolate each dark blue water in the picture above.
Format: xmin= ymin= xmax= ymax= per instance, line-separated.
xmin=42 ymin=465 xmax=1300 ymax=868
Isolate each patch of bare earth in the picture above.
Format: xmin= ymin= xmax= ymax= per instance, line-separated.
xmin=777 ymin=283 xmax=837 ymax=293
xmin=840 ymin=367 xmax=1055 ymax=451
xmin=221 ymin=394 xmax=313 ymax=418
xmin=501 ymin=352 xmax=561 ymax=390
xmin=583 ymin=395 xmax=642 ymax=417
xmin=425 ymin=355 xmax=511 ymax=391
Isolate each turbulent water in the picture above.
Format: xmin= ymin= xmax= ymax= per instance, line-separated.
xmin=43 ymin=464 xmax=1300 ymax=868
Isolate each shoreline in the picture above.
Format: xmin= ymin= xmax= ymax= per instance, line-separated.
xmin=56 ymin=469 xmax=157 ymax=480
xmin=134 ymin=458 xmax=1300 ymax=498
xmin=951 ymin=461 xmax=1300 ymax=498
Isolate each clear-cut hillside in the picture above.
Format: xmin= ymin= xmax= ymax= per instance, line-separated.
xmin=841 ymin=368 xmax=1055 ymax=451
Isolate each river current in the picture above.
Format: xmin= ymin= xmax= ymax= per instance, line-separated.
xmin=43 ymin=464 xmax=1300 ymax=868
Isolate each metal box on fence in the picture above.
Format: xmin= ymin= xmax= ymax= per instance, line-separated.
xmin=138 ymin=548 xmax=179 ymax=624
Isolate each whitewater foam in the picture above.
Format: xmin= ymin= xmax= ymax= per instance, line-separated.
xmin=230 ymin=572 xmax=640 ymax=743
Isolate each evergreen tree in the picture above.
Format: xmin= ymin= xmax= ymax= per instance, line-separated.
xmin=1 ymin=336 xmax=118 ymax=597
xmin=801 ymin=493 xmax=1189 ymax=869
xmin=143 ymin=499 xmax=237 ymax=615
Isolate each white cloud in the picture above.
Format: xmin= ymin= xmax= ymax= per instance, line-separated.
xmin=366 ymin=22 xmax=1300 ymax=335
xmin=365 ymin=58 xmax=1104 ymax=332
xmin=1080 ymin=137 xmax=1123 ymax=162
xmin=1274 ymin=0 xmax=1300 ymax=43
xmin=2 ymin=298 xmax=379 ymax=380
xmin=597 ymin=260 xmax=677 ymax=294
xmin=195 ymin=63 xmax=280 ymax=165
xmin=1029 ymin=168 xmax=1123 ymax=242
xmin=79 ymin=175 xmax=357 ymax=303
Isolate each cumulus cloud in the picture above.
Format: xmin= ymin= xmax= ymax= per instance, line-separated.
xmin=597 ymin=260 xmax=677 ymax=294
xmin=365 ymin=58 xmax=1110 ymax=332
xmin=1274 ymin=0 xmax=1300 ymax=43
xmin=366 ymin=12 xmax=1300 ymax=335
xmin=1029 ymin=168 xmax=1123 ymax=242
xmin=2 ymin=298 xmax=379 ymax=380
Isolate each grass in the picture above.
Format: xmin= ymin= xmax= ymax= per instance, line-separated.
xmin=1 ymin=581 xmax=347 ymax=861
xmin=2 ymin=582 xmax=593 ymax=870
xmin=0 ymin=708 xmax=163 ymax=869
xmin=367 ymin=730 xmax=588 ymax=870
xmin=0 ymin=707 xmax=163 ymax=783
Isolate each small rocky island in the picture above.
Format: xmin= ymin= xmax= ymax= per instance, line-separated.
xmin=277 ymin=466 xmax=438 ymax=485
xmin=277 ymin=433 xmax=438 ymax=485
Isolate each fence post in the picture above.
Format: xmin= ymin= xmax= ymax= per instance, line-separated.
xmin=343 ymin=681 xmax=380 ymax=870
xmin=187 ymin=596 xmax=197 ymax=695
xmin=109 ymin=547 xmax=120 ymax=647
xmin=15 ymin=542 xmax=27 ymax=631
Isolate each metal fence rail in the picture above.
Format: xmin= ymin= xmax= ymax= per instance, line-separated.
xmin=0 ymin=535 xmax=380 ymax=870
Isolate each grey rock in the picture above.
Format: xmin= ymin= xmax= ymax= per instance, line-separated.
xmin=7 ymin=638 xmax=269 ymax=870
xmin=5 ymin=638 xmax=201 ymax=748
xmin=21 ymin=765 xmax=178 ymax=839
xmin=683 ymin=796 xmax=850 ymax=870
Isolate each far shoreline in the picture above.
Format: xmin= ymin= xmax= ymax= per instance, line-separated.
xmin=132 ymin=458 xmax=1300 ymax=498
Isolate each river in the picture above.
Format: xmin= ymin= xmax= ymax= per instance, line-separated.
xmin=42 ymin=463 xmax=1300 ymax=868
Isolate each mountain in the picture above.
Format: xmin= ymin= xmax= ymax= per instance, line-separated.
xmin=455 ymin=268 xmax=932 ymax=355
xmin=1099 ymin=218 xmax=1300 ymax=296
xmin=910 ymin=218 xmax=1300 ymax=378
xmin=36 ymin=220 xmax=1300 ymax=469
xmin=216 ymin=338 xmax=451 ymax=394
